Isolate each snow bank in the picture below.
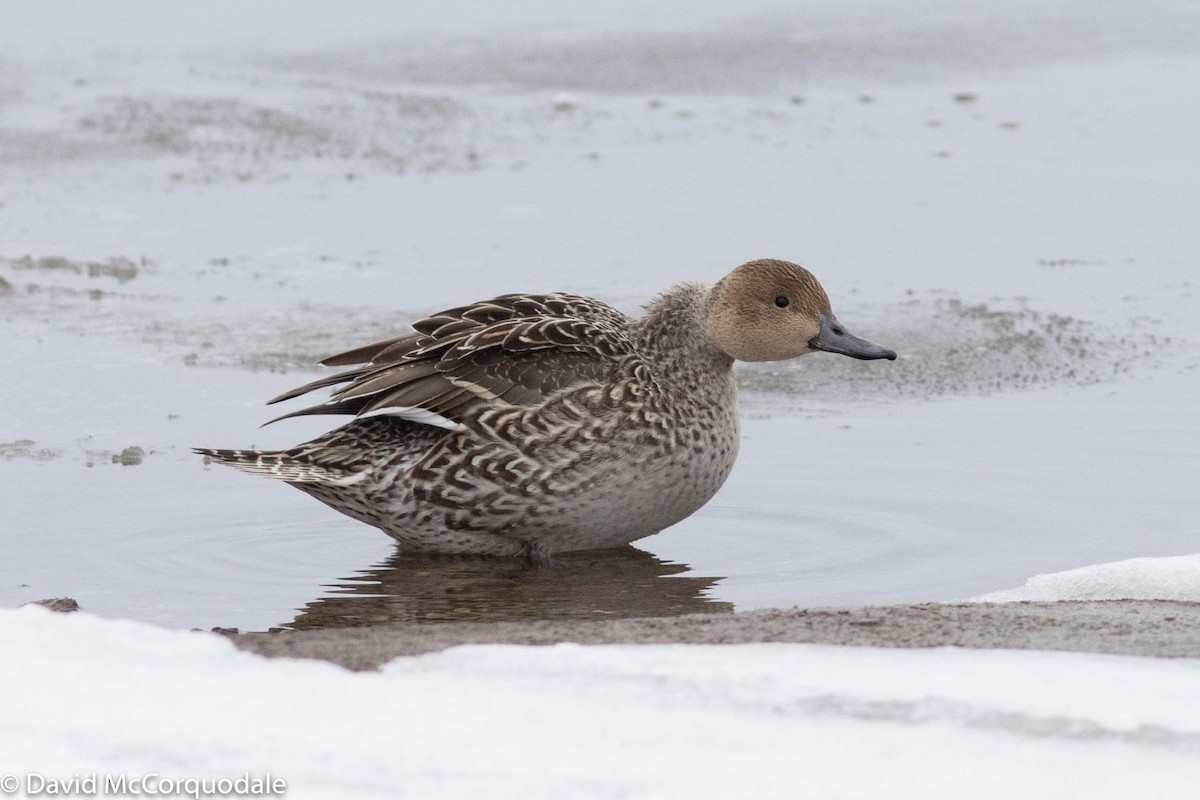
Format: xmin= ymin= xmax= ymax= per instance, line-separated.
xmin=3 ymin=606 xmax=1200 ymax=799
xmin=971 ymin=553 xmax=1200 ymax=603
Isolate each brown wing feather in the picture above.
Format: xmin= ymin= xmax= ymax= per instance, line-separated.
xmin=264 ymin=292 xmax=636 ymax=429
xmin=319 ymin=332 xmax=428 ymax=367
xmin=266 ymin=369 xmax=371 ymax=405
xmin=333 ymin=361 xmax=440 ymax=402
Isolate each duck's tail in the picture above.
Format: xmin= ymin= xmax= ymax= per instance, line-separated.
xmin=193 ymin=447 xmax=367 ymax=486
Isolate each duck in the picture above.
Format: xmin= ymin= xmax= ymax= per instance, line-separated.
xmin=196 ymin=258 xmax=896 ymax=557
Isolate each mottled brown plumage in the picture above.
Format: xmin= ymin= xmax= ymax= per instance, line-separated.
xmin=196 ymin=259 xmax=896 ymax=556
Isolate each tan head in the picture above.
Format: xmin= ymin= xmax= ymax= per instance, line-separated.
xmin=704 ymin=259 xmax=897 ymax=363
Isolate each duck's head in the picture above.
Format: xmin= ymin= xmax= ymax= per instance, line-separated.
xmin=704 ymin=259 xmax=897 ymax=363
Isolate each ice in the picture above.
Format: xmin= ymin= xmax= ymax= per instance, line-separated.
xmin=971 ymin=554 xmax=1200 ymax=602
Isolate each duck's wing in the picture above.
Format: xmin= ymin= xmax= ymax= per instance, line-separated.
xmin=266 ymin=292 xmax=635 ymax=430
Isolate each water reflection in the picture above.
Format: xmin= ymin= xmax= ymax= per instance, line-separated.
xmin=280 ymin=546 xmax=731 ymax=630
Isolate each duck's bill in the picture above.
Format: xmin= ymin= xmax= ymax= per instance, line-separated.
xmin=808 ymin=315 xmax=897 ymax=361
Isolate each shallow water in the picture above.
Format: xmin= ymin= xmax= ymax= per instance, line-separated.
xmin=2 ymin=2 xmax=1198 ymax=631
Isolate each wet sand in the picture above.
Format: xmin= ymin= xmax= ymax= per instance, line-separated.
xmin=235 ymin=600 xmax=1200 ymax=671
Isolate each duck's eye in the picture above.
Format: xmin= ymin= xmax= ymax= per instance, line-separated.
xmin=774 ymin=296 xmax=790 ymax=308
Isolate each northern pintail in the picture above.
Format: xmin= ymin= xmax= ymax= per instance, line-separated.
xmin=197 ymin=259 xmax=896 ymax=556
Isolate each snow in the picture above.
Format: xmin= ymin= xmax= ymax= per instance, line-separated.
xmin=3 ymin=605 xmax=1200 ymax=799
xmin=972 ymin=553 xmax=1200 ymax=602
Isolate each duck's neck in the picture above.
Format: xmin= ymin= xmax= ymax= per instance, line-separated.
xmin=630 ymin=282 xmax=735 ymax=389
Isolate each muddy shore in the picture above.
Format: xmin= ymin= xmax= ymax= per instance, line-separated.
xmin=234 ymin=600 xmax=1200 ymax=671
